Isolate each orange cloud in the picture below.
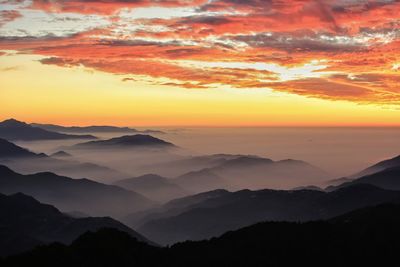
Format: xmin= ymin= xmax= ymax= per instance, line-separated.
xmin=1 ymin=0 xmax=400 ymax=106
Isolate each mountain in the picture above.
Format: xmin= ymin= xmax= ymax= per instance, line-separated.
xmin=0 ymin=192 xmax=151 ymax=257
xmin=123 ymin=189 xmax=230 ymax=227
xmin=153 ymin=155 xmax=326 ymax=194
xmin=0 ymin=138 xmax=44 ymax=158
xmin=0 ymin=165 xmax=155 ymax=219
xmin=133 ymin=153 xmax=243 ymax=178
xmin=0 ymin=139 xmax=128 ymax=183
xmin=174 ymin=169 xmax=229 ymax=193
xmin=73 ymin=134 xmax=175 ymax=149
xmin=114 ymin=174 xmax=189 ymax=202
xmin=134 ymin=154 xmax=327 ymax=188
xmin=0 ymin=119 xmax=96 ymax=141
xmin=327 ymin=166 xmax=400 ymax=191
xmin=353 ymin=154 xmax=400 ymax=178
xmin=50 ymin=151 xmax=72 ymax=158
xmin=4 ymin=204 xmax=400 ymax=267
xmin=164 ymin=189 xmax=231 ymax=211
xmin=31 ymin=123 xmax=164 ymax=134
xmin=292 ymin=185 xmax=324 ymax=191
xmin=214 ymin=155 xmax=273 ymax=169
xmin=137 ymin=184 xmax=400 ymax=245
xmin=325 ymin=177 xmax=353 ymax=187
xmin=206 ymin=155 xmax=328 ymax=190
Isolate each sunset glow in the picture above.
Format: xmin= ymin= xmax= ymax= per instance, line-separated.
xmin=1 ymin=0 xmax=400 ymax=126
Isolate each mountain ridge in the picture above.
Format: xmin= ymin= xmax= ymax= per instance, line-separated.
xmin=0 ymin=119 xmax=97 ymax=141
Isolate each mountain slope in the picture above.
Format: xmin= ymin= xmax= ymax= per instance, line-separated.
xmin=203 ymin=155 xmax=328 ymax=190
xmin=0 ymin=119 xmax=96 ymax=141
xmin=123 ymin=189 xmax=230 ymax=227
xmin=0 ymin=138 xmax=43 ymax=158
xmin=0 ymin=192 xmax=151 ymax=257
xmin=0 ymin=138 xmax=128 ymax=183
xmin=0 ymin=165 xmax=155 ymax=218
xmin=328 ymin=166 xmax=400 ymax=191
xmin=174 ymin=169 xmax=229 ymax=193
xmin=353 ymin=154 xmax=400 ymax=178
xmin=114 ymin=174 xmax=189 ymax=202
xmin=137 ymin=184 xmax=400 ymax=244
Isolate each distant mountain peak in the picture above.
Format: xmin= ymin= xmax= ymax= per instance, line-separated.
xmin=75 ymin=134 xmax=175 ymax=148
xmin=112 ymin=134 xmax=171 ymax=144
xmin=50 ymin=151 xmax=72 ymax=157
xmin=0 ymin=119 xmax=97 ymax=141
xmin=0 ymin=118 xmax=27 ymax=127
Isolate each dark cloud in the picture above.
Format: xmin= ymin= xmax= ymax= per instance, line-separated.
xmin=179 ymin=16 xmax=232 ymax=25
xmin=231 ymin=31 xmax=366 ymax=52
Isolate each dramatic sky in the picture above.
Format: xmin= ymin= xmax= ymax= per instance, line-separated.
xmin=0 ymin=0 xmax=400 ymax=126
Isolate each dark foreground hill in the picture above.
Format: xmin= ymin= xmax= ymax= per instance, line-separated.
xmin=3 ymin=203 xmax=400 ymax=267
xmin=0 ymin=193 xmax=151 ymax=257
xmin=137 ymin=184 xmax=400 ymax=244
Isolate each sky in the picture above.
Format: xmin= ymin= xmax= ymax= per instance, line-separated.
xmin=0 ymin=0 xmax=400 ymax=126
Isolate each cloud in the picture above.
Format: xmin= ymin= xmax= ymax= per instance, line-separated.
xmin=29 ymin=0 xmax=209 ymax=15
xmin=0 ymin=10 xmax=21 ymax=27
xmin=1 ymin=0 xmax=400 ymax=106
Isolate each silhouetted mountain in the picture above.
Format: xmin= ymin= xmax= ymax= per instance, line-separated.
xmin=114 ymin=174 xmax=189 ymax=202
xmin=0 ymin=119 xmax=96 ymax=141
xmin=174 ymin=169 xmax=229 ymax=193
xmin=137 ymin=184 xmax=400 ymax=244
xmin=32 ymin=123 xmax=164 ymax=134
xmin=328 ymin=166 xmax=400 ymax=191
xmin=0 ymin=192 xmax=150 ymax=257
xmin=215 ymin=155 xmax=273 ymax=169
xmin=205 ymin=155 xmax=328 ymax=190
xmin=325 ymin=177 xmax=353 ymax=186
xmin=123 ymin=189 xmax=230 ymax=227
xmin=353 ymin=154 xmax=400 ymax=177
xmin=292 ymin=185 xmax=324 ymax=191
xmin=50 ymin=151 xmax=72 ymax=158
xmin=0 ymin=138 xmax=43 ymax=158
xmin=135 ymin=154 xmax=327 ymax=188
xmin=165 ymin=189 xmax=231 ymax=211
xmin=0 ymin=139 xmax=128 ymax=183
xmin=0 ymin=165 xmax=155 ymax=218
xmin=73 ymin=134 xmax=175 ymax=149
xmin=134 ymin=153 xmax=244 ymax=177
xmin=4 ymin=204 xmax=400 ymax=267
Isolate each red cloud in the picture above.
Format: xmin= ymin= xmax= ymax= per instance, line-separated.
xmin=0 ymin=10 xmax=21 ymax=27
xmin=1 ymin=0 xmax=400 ymax=105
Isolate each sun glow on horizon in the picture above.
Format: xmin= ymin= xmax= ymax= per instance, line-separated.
xmin=1 ymin=52 xmax=400 ymax=127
